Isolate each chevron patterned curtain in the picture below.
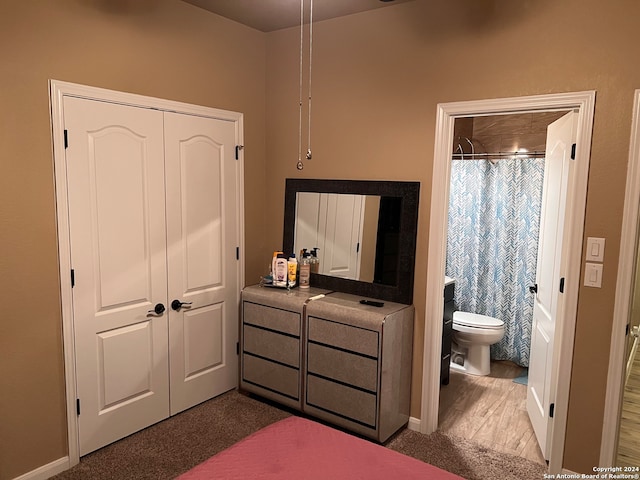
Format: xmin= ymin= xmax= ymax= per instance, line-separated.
xmin=445 ymin=157 xmax=545 ymax=367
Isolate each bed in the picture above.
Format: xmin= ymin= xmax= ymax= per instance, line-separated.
xmin=177 ymin=416 xmax=464 ymax=479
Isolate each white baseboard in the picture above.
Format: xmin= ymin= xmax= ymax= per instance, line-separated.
xmin=408 ymin=416 xmax=421 ymax=432
xmin=12 ymin=457 xmax=69 ymax=480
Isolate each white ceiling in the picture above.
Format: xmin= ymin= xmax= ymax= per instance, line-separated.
xmin=182 ymin=0 xmax=415 ymax=32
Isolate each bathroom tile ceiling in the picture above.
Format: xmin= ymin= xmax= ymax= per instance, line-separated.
xmin=182 ymin=0 xmax=415 ymax=32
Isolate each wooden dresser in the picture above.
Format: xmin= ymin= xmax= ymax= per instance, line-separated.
xmin=240 ymin=285 xmax=414 ymax=442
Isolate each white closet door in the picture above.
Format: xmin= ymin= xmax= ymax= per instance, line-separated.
xmin=64 ymin=96 xmax=170 ymax=456
xmin=318 ymin=193 xmax=364 ymax=279
xmin=164 ymin=112 xmax=239 ymax=415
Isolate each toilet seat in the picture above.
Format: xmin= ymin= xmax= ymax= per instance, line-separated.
xmin=453 ymin=311 xmax=503 ymax=330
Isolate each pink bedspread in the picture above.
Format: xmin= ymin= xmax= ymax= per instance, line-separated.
xmin=177 ymin=416 xmax=464 ymax=480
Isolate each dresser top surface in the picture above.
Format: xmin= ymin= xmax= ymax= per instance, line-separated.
xmin=306 ymin=291 xmax=414 ymax=329
xmin=242 ymin=284 xmax=332 ymax=309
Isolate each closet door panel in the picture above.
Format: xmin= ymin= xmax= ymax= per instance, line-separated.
xmin=64 ymin=96 xmax=169 ymax=456
xmin=164 ymin=112 xmax=240 ymax=414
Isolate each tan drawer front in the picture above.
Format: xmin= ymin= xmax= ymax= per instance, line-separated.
xmin=243 ymin=301 xmax=300 ymax=336
xmin=242 ymin=354 xmax=299 ymax=399
xmin=307 ymin=343 xmax=377 ymax=392
xmin=306 ymin=375 xmax=376 ymax=427
xmin=243 ymin=325 xmax=299 ymax=367
xmin=307 ymin=317 xmax=378 ymax=357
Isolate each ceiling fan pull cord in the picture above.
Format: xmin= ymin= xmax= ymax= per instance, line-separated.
xmin=297 ymin=0 xmax=304 ymax=170
xmin=306 ymin=0 xmax=313 ymax=161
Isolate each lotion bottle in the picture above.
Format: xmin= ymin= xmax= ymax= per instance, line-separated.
xmin=274 ymin=253 xmax=288 ymax=287
xmin=287 ymin=254 xmax=297 ymax=287
xmin=272 ymin=251 xmax=283 ymax=283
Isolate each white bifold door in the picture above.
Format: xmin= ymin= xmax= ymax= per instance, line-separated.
xmin=64 ymin=96 xmax=240 ymax=456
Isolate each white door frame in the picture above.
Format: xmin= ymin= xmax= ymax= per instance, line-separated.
xmin=600 ymin=89 xmax=640 ymax=466
xmin=420 ymin=91 xmax=595 ymax=475
xmin=49 ymin=79 xmax=245 ymax=467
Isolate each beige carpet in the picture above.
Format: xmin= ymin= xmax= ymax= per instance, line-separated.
xmin=51 ymin=390 xmax=547 ymax=480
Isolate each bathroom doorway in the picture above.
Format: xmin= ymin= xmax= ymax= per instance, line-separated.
xmin=439 ymin=110 xmax=569 ymax=465
xmin=421 ymin=92 xmax=596 ymax=475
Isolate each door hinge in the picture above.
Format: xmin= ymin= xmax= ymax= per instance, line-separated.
xmin=356 ymin=242 xmax=360 ymax=253
xmin=236 ymin=246 xmax=240 ymax=260
xmin=236 ymin=342 xmax=240 ymax=355
xmin=71 ymin=269 xmax=75 ymax=288
xmin=76 ymin=398 xmax=81 ymax=416
xmin=626 ymin=323 xmax=630 ymax=336
xmin=559 ymin=277 xmax=565 ymax=293
xmin=549 ymin=402 xmax=555 ymax=418
xmin=235 ymin=145 xmax=244 ymax=160
xmin=571 ymin=143 xmax=576 ymax=160
xmin=64 ymin=129 xmax=69 ymax=149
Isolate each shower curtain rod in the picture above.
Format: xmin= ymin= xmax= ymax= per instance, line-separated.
xmin=452 ymin=151 xmax=546 ymax=159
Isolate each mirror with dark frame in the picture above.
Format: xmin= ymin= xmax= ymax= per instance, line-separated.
xmin=283 ymin=178 xmax=420 ymax=305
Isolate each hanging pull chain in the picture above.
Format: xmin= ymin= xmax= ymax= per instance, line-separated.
xmin=297 ymin=0 xmax=304 ymax=170
xmin=305 ymin=0 xmax=313 ymax=161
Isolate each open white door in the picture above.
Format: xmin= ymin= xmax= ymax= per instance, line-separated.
xmin=164 ymin=112 xmax=239 ymax=415
xmin=527 ymin=110 xmax=578 ymax=459
xmin=64 ymin=97 xmax=170 ymax=456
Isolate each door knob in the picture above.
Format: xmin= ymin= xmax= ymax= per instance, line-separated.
xmin=171 ymin=299 xmax=193 ymax=311
xmin=529 ymin=284 xmax=538 ymax=294
xmin=147 ymin=303 xmax=166 ymax=315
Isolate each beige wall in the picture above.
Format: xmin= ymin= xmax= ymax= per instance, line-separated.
xmin=265 ymin=0 xmax=636 ymax=474
xmin=0 ymin=1 xmax=267 ymax=478
xmin=1 ymin=0 xmax=637 ymax=477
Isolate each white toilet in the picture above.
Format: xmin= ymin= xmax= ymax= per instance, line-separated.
xmin=450 ymin=311 xmax=505 ymax=376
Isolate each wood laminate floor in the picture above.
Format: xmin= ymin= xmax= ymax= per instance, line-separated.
xmin=438 ymin=360 xmax=546 ymax=465
xmin=617 ymin=345 xmax=640 ymax=467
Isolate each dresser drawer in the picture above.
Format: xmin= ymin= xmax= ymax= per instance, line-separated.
xmin=243 ymin=301 xmax=300 ymax=336
xmin=307 ymin=342 xmax=378 ymax=392
xmin=242 ymin=354 xmax=299 ymax=400
xmin=243 ymin=324 xmax=299 ymax=367
xmin=306 ymin=375 xmax=377 ymax=428
xmin=307 ymin=316 xmax=379 ymax=358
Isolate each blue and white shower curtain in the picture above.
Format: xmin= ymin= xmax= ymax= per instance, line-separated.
xmin=446 ymin=157 xmax=545 ymax=367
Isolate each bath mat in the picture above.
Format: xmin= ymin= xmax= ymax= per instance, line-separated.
xmin=513 ymin=369 xmax=528 ymax=385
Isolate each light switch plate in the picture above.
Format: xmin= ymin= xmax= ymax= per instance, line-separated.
xmin=584 ymin=262 xmax=603 ymax=288
xmin=585 ymin=237 xmax=605 ymax=262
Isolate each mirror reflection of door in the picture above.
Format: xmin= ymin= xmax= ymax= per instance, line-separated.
xmin=294 ymin=192 xmax=381 ymax=281
xmin=294 ymin=192 xmax=365 ymax=279
xmin=616 ymin=227 xmax=640 ymax=467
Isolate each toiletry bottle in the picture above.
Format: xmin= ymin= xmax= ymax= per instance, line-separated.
xmin=274 ymin=253 xmax=288 ymax=287
xmin=299 ymin=251 xmax=311 ymax=288
xmin=287 ymin=254 xmax=297 ymax=288
xmin=272 ymin=251 xmax=283 ymax=283
xmin=310 ymin=247 xmax=320 ymax=274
